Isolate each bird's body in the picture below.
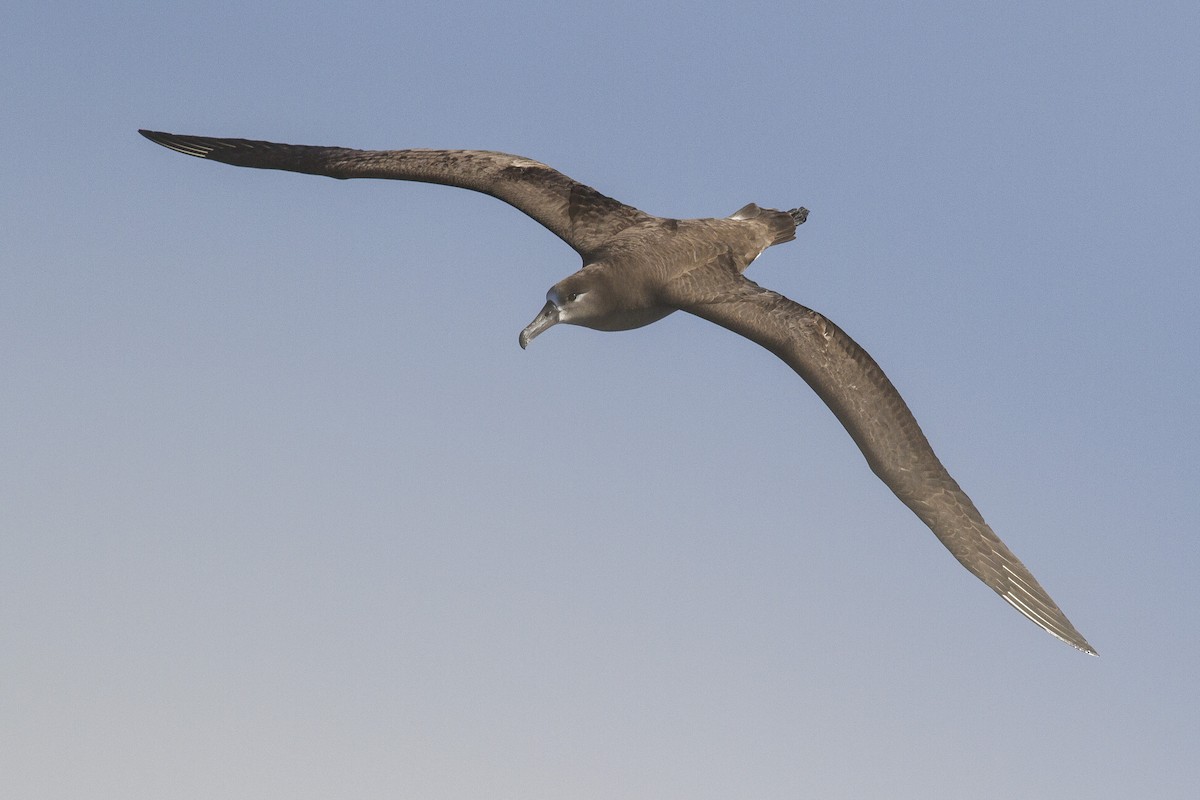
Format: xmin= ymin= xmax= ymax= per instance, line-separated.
xmin=139 ymin=129 xmax=1095 ymax=655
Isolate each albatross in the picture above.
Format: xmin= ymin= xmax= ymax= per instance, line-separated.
xmin=139 ymin=129 xmax=1095 ymax=655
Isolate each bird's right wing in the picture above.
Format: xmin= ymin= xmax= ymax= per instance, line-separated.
xmin=667 ymin=268 xmax=1095 ymax=654
xmin=139 ymin=130 xmax=653 ymax=258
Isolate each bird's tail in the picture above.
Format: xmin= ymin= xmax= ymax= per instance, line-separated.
xmin=729 ymin=203 xmax=808 ymax=247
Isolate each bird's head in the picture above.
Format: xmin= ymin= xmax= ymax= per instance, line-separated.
xmin=518 ymin=272 xmax=607 ymax=349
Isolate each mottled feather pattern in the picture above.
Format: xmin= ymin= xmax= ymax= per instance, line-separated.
xmin=138 ymin=131 xmax=650 ymax=256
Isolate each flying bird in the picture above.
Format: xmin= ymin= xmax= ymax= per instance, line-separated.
xmin=139 ymin=129 xmax=1095 ymax=655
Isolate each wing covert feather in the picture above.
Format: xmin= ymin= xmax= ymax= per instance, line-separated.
xmin=138 ymin=130 xmax=651 ymax=257
xmin=672 ymin=272 xmax=1094 ymax=654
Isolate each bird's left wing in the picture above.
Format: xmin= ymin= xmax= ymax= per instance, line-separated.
xmin=139 ymin=130 xmax=652 ymax=258
xmin=666 ymin=268 xmax=1095 ymax=654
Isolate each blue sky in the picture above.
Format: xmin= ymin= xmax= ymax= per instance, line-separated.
xmin=3 ymin=2 xmax=1198 ymax=797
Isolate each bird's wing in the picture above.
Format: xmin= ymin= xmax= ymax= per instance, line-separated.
xmin=667 ymin=268 xmax=1095 ymax=654
xmin=138 ymin=130 xmax=652 ymax=257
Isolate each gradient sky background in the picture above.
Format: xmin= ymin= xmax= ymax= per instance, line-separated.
xmin=3 ymin=2 xmax=1198 ymax=798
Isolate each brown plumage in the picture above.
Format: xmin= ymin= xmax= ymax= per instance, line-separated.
xmin=139 ymin=129 xmax=1095 ymax=654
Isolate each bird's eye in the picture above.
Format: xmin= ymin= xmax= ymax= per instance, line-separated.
xmin=566 ymin=292 xmax=579 ymax=302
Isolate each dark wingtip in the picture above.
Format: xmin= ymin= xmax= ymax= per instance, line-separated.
xmin=137 ymin=129 xmax=215 ymax=159
xmin=1069 ymin=640 xmax=1099 ymax=657
xmin=1072 ymin=633 xmax=1099 ymax=657
xmin=1057 ymin=628 xmax=1098 ymax=656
